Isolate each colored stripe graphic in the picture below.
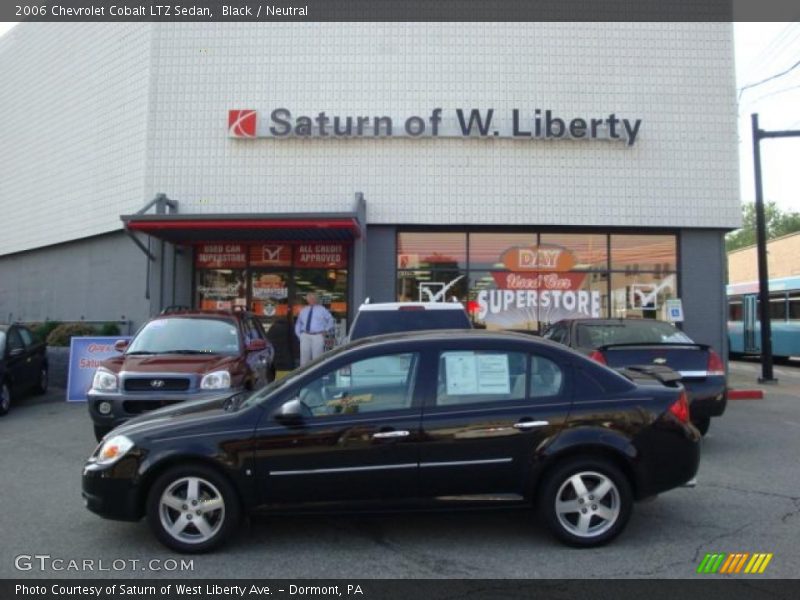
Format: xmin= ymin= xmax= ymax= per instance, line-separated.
xmin=700 ymin=553 xmax=773 ymax=574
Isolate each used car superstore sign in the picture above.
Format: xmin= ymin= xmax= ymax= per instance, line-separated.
xmin=228 ymin=108 xmax=643 ymax=145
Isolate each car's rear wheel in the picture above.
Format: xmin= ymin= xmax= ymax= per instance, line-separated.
xmin=146 ymin=465 xmax=241 ymax=553
xmin=33 ymin=366 xmax=48 ymax=395
xmin=538 ymin=457 xmax=633 ymax=547
xmin=0 ymin=382 xmax=11 ymax=416
xmin=693 ymin=416 xmax=711 ymax=436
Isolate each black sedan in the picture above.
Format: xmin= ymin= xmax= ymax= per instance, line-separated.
xmin=82 ymin=331 xmax=699 ymax=553
xmin=542 ymin=319 xmax=727 ymax=435
xmin=0 ymin=323 xmax=49 ymax=415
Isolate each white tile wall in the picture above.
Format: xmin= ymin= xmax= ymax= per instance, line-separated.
xmin=0 ymin=22 xmax=152 ymax=256
xmin=1 ymin=22 xmax=740 ymax=257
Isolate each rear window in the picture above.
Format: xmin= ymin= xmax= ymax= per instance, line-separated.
xmin=577 ymin=320 xmax=693 ymax=348
xmin=350 ymin=308 xmax=471 ymax=340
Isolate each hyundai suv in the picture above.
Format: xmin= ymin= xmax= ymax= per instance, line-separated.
xmin=88 ymin=309 xmax=275 ymax=441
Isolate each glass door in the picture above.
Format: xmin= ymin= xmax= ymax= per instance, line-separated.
xmin=250 ymin=270 xmax=294 ymax=370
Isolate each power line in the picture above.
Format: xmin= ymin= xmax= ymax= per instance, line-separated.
xmin=738 ymin=58 xmax=800 ymax=100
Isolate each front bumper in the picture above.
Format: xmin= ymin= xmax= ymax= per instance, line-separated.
xmin=87 ymin=388 xmax=242 ymax=429
xmin=82 ymin=458 xmax=144 ymax=522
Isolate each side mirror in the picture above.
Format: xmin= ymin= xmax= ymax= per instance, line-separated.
xmin=273 ymin=397 xmax=305 ymax=426
xmin=114 ymin=339 xmax=129 ymax=353
xmin=246 ymin=338 xmax=267 ymax=352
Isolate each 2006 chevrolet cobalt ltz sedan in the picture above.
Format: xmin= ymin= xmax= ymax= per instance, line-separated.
xmin=82 ymin=331 xmax=700 ymax=553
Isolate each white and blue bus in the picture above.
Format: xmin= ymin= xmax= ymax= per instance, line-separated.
xmin=727 ymin=276 xmax=800 ymax=360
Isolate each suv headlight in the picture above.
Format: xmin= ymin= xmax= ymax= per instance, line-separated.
xmin=92 ymin=368 xmax=118 ymax=392
xmin=200 ymin=370 xmax=231 ymax=390
xmin=93 ymin=435 xmax=134 ymax=466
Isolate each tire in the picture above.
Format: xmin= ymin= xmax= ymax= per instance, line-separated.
xmin=693 ymin=416 xmax=711 ymax=436
xmin=146 ymin=464 xmax=241 ymax=553
xmin=33 ymin=365 xmax=48 ymax=395
xmin=93 ymin=424 xmax=112 ymax=442
xmin=0 ymin=382 xmax=11 ymax=416
xmin=538 ymin=457 xmax=633 ymax=548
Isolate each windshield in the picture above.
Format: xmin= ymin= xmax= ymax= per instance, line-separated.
xmin=350 ymin=309 xmax=470 ymax=340
xmin=577 ymin=321 xmax=694 ymax=348
xmin=127 ymin=318 xmax=241 ymax=355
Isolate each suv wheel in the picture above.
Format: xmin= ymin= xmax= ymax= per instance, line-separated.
xmin=538 ymin=457 xmax=633 ymax=547
xmin=0 ymin=382 xmax=11 ymax=416
xmin=146 ymin=465 xmax=241 ymax=553
xmin=33 ymin=366 xmax=48 ymax=395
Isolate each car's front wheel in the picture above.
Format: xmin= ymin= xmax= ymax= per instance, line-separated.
xmin=146 ymin=465 xmax=241 ymax=553
xmin=538 ymin=457 xmax=633 ymax=547
xmin=0 ymin=382 xmax=11 ymax=416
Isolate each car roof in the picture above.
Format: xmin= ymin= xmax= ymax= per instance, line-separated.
xmin=357 ymin=302 xmax=466 ymax=311
xmin=343 ymin=328 xmax=563 ymax=350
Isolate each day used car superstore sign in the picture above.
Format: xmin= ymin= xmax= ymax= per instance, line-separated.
xmin=228 ymin=108 xmax=643 ymax=145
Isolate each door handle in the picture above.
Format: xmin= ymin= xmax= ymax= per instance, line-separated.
xmin=372 ymin=430 xmax=410 ymax=439
xmin=513 ymin=420 xmax=549 ymax=430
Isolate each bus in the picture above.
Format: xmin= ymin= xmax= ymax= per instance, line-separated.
xmin=727 ymin=276 xmax=800 ymax=360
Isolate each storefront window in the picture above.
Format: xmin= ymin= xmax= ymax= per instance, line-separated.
xmin=469 ymin=233 xmax=537 ymax=270
xmin=398 ymin=231 xmax=677 ymax=332
xmin=540 ymin=233 xmax=608 ymax=270
xmin=196 ymin=269 xmax=247 ymax=310
xmin=397 ymin=232 xmax=467 ymax=270
xmin=610 ymin=235 xmax=676 ymax=273
xmin=610 ymin=272 xmax=677 ymax=319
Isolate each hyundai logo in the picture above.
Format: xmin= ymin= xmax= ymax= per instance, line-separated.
xmin=150 ymin=379 xmax=165 ymax=389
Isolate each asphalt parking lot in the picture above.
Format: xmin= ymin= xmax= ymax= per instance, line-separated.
xmin=1 ymin=361 xmax=798 ymax=580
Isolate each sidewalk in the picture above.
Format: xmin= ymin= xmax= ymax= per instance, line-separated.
xmin=728 ymin=360 xmax=800 ymax=398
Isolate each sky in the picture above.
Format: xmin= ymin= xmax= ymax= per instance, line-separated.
xmin=0 ymin=21 xmax=798 ymax=214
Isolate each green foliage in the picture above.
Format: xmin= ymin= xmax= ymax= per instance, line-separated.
xmin=726 ymin=201 xmax=800 ymax=252
xmin=98 ymin=322 xmax=121 ymax=336
xmin=46 ymin=322 xmax=98 ymax=347
xmin=28 ymin=320 xmax=62 ymax=343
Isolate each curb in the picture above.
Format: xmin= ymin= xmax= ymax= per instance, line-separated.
xmin=728 ymin=389 xmax=764 ymax=400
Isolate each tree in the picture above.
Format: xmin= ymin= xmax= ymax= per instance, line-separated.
xmin=725 ymin=201 xmax=800 ymax=252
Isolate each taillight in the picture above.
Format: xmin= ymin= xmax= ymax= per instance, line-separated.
xmin=588 ymin=350 xmax=607 ymax=365
xmin=707 ymin=350 xmax=725 ymax=376
xmin=669 ymin=390 xmax=690 ymax=424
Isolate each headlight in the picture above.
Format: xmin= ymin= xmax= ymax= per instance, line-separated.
xmin=92 ymin=369 xmax=118 ymax=392
xmin=200 ymin=370 xmax=231 ymax=390
xmin=93 ymin=435 xmax=134 ymax=466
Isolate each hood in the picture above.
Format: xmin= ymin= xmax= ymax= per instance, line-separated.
xmin=100 ymin=353 xmax=240 ymax=375
xmin=110 ymin=392 xmax=250 ymax=439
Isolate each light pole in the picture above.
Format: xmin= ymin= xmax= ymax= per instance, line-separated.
xmin=749 ymin=113 xmax=800 ymax=383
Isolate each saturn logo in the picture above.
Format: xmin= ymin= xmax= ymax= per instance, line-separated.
xmin=150 ymin=380 xmax=165 ymax=389
xmin=228 ymin=109 xmax=257 ymax=138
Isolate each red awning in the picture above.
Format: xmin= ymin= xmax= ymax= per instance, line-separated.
xmin=122 ymin=214 xmax=361 ymax=244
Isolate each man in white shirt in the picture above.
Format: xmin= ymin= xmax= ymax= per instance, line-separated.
xmin=294 ymin=292 xmax=335 ymax=366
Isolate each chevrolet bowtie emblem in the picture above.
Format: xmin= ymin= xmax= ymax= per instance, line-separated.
xmin=653 ymin=358 xmax=667 ymax=365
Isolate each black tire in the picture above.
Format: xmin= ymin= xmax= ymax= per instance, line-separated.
xmin=93 ymin=424 xmax=112 ymax=442
xmin=0 ymin=382 xmax=11 ymax=416
xmin=33 ymin=365 xmax=48 ymax=395
xmin=693 ymin=416 xmax=711 ymax=436
xmin=538 ymin=457 xmax=633 ymax=548
xmin=146 ymin=464 xmax=241 ymax=553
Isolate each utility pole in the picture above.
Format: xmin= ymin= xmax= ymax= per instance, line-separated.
xmin=750 ymin=113 xmax=800 ymax=383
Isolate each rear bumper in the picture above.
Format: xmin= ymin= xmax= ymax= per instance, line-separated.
xmin=634 ymin=422 xmax=701 ymax=499
xmin=684 ymin=378 xmax=727 ymax=419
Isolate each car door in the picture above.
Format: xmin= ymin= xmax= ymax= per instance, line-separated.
xmin=243 ymin=316 xmax=269 ymax=387
xmin=17 ymin=326 xmax=43 ymax=388
xmin=4 ymin=327 xmax=31 ymax=392
xmin=418 ymin=342 xmax=572 ymax=497
xmin=253 ymin=349 xmax=424 ymax=504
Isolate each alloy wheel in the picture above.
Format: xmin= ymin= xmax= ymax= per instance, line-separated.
xmin=555 ymin=471 xmax=620 ymax=538
xmin=159 ymin=476 xmax=225 ymax=544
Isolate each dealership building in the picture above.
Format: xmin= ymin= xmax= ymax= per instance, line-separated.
xmin=0 ymin=22 xmax=740 ymax=367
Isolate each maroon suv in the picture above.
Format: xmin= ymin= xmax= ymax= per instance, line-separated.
xmin=87 ymin=309 xmax=275 ymax=441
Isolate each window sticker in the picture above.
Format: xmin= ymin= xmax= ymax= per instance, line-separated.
xmin=444 ymin=352 xmax=511 ymax=395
